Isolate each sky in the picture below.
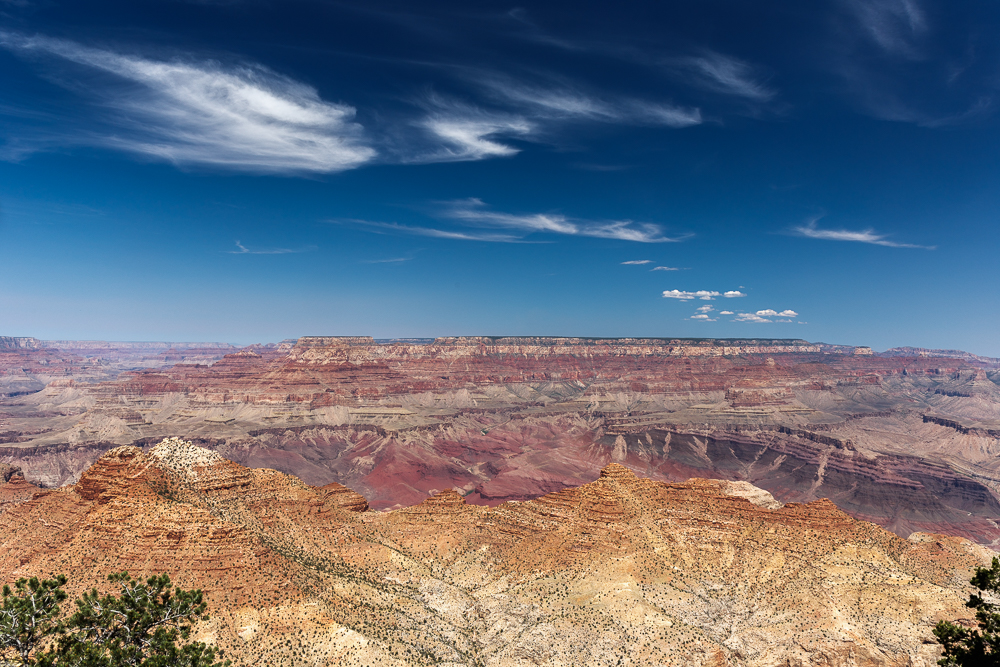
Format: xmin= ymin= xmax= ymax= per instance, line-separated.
xmin=1 ymin=1 xmax=999 ymax=354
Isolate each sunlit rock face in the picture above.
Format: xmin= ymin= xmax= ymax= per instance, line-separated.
xmin=0 ymin=441 xmax=990 ymax=667
xmin=2 ymin=337 xmax=1000 ymax=545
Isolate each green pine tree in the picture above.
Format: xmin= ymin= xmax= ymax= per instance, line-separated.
xmin=0 ymin=572 xmax=228 ymax=667
xmin=935 ymin=556 xmax=1000 ymax=666
xmin=0 ymin=575 xmax=68 ymax=666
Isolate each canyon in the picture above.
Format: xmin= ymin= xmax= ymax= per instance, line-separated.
xmin=2 ymin=336 xmax=1000 ymax=547
xmin=0 ymin=437 xmax=991 ymax=667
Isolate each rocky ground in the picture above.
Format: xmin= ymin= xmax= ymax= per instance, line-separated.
xmin=0 ymin=438 xmax=991 ymax=667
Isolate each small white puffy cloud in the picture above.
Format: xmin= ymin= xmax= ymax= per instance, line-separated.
xmin=695 ymin=305 xmax=714 ymax=313
xmin=735 ymin=308 xmax=800 ymax=323
xmin=651 ymin=266 xmax=680 ymax=271
xmin=724 ymin=291 xmax=746 ymax=298
xmin=662 ymin=289 xmax=720 ymax=300
xmin=735 ymin=312 xmax=771 ymax=323
xmin=621 ymin=260 xmax=652 ymax=265
xmin=690 ymin=313 xmax=714 ymax=320
xmin=719 ymin=310 xmax=734 ymax=315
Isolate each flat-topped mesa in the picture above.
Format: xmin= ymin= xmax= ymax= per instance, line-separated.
xmin=295 ymin=336 xmax=375 ymax=348
xmin=424 ymin=336 xmax=826 ymax=358
xmin=41 ymin=340 xmax=235 ymax=351
xmin=0 ymin=336 xmax=42 ymax=350
xmin=286 ymin=335 xmax=824 ymax=364
xmin=434 ymin=336 xmax=815 ymax=347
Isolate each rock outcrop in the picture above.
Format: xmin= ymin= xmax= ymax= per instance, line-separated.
xmin=3 ymin=337 xmax=1000 ymax=546
xmin=0 ymin=440 xmax=990 ymax=667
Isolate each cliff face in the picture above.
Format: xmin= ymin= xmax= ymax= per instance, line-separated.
xmin=0 ymin=337 xmax=41 ymax=350
xmin=3 ymin=337 xmax=1000 ymax=547
xmin=0 ymin=440 xmax=989 ymax=667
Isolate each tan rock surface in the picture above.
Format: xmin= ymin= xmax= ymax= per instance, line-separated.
xmin=0 ymin=440 xmax=991 ymax=667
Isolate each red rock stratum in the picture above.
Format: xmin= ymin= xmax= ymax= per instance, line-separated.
xmin=3 ymin=336 xmax=1000 ymax=545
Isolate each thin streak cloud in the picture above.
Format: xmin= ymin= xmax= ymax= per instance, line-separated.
xmin=228 ymin=241 xmax=316 ymax=255
xmin=843 ymin=0 xmax=927 ymax=59
xmin=674 ymin=51 xmax=775 ymax=101
xmin=443 ymin=199 xmax=687 ymax=242
xmin=475 ymin=74 xmax=701 ymax=128
xmin=793 ymin=219 xmax=934 ymax=249
xmin=332 ymin=218 xmax=525 ymax=243
xmin=0 ymin=33 xmax=375 ymax=173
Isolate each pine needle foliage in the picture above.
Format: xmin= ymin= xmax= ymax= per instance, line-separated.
xmin=935 ymin=557 xmax=1000 ymax=666
xmin=0 ymin=572 xmax=228 ymax=667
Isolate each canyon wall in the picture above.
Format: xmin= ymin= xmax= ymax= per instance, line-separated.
xmin=1 ymin=336 xmax=999 ymax=546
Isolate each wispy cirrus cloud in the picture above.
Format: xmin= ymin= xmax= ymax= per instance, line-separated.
xmin=228 ymin=241 xmax=316 ymax=255
xmin=474 ymin=73 xmax=702 ymax=128
xmin=651 ymin=266 xmax=680 ymax=271
xmin=419 ymin=113 xmax=533 ymax=161
xmin=331 ymin=218 xmax=524 ymax=243
xmin=335 ymin=201 xmax=685 ymax=244
xmin=621 ymin=259 xmax=652 ymax=265
xmin=670 ymin=51 xmax=776 ymax=101
xmin=0 ymin=33 xmax=375 ymax=173
xmin=503 ymin=13 xmax=775 ymax=107
xmin=842 ymin=0 xmax=927 ymax=59
xmin=442 ymin=199 xmax=686 ymax=243
xmin=793 ymin=218 xmax=934 ymax=249
xmin=403 ymin=94 xmax=534 ymax=162
xmin=833 ymin=0 xmax=991 ymax=128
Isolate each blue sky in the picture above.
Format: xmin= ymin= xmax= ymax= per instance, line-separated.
xmin=1 ymin=1 xmax=999 ymax=354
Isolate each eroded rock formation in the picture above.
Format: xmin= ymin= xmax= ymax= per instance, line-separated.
xmin=0 ymin=440 xmax=991 ymax=667
xmin=2 ymin=337 xmax=1000 ymax=546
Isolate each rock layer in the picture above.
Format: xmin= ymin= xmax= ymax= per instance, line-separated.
xmin=0 ymin=441 xmax=991 ymax=667
xmin=2 ymin=337 xmax=1000 ymax=545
